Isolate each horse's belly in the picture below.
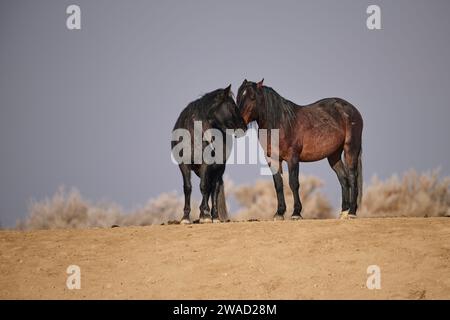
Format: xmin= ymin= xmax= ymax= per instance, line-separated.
xmin=299 ymin=129 xmax=344 ymax=162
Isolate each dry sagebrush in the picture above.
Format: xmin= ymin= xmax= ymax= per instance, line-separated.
xmin=16 ymin=170 xmax=450 ymax=230
xmin=17 ymin=187 xmax=198 ymax=230
xmin=231 ymin=174 xmax=334 ymax=220
xmin=17 ymin=175 xmax=332 ymax=230
xmin=359 ymin=170 xmax=450 ymax=218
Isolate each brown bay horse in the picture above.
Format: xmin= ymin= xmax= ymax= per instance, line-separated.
xmin=236 ymin=79 xmax=363 ymax=219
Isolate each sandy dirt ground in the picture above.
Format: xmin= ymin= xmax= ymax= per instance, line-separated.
xmin=1 ymin=217 xmax=449 ymax=299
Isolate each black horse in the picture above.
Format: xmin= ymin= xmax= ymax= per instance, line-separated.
xmin=236 ymin=79 xmax=363 ymax=219
xmin=171 ymin=85 xmax=247 ymax=224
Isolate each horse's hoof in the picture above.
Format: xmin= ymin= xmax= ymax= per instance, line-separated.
xmin=180 ymin=218 xmax=191 ymax=225
xmin=339 ymin=210 xmax=349 ymax=219
xmin=291 ymin=215 xmax=303 ymax=220
xmin=339 ymin=211 xmax=357 ymax=220
xmin=200 ymin=216 xmax=213 ymax=224
xmin=211 ymin=216 xmax=221 ymax=223
xmin=273 ymin=214 xmax=285 ymax=221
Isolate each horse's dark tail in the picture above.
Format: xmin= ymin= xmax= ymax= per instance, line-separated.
xmin=357 ymin=147 xmax=363 ymax=208
xmin=217 ymin=183 xmax=228 ymax=221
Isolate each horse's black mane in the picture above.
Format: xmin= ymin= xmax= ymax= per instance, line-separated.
xmin=174 ymin=88 xmax=226 ymax=129
xmin=259 ymin=86 xmax=297 ymax=130
xmin=189 ymin=89 xmax=224 ymax=119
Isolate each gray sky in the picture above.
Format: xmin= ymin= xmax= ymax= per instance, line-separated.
xmin=1 ymin=0 xmax=450 ymax=227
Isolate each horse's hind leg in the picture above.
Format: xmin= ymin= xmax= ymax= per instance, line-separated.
xmin=327 ymin=150 xmax=350 ymax=216
xmin=179 ymin=164 xmax=192 ymax=224
xmin=287 ymin=158 xmax=302 ymax=220
xmin=344 ymin=142 xmax=362 ymax=218
xmin=198 ymin=165 xmax=213 ymax=223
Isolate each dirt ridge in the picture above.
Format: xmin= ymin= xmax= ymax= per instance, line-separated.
xmin=1 ymin=217 xmax=449 ymax=299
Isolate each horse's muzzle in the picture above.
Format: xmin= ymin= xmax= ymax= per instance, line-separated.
xmin=234 ymin=126 xmax=248 ymax=138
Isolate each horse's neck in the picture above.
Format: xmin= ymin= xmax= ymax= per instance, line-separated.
xmin=257 ymin=89 xmax=299 ymax=129
xmin=255 ymin=118 xmax=268 ymax=130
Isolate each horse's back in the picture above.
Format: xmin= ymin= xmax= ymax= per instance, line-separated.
xmin=289 ymin=97 xmax=362 ymax=162
xmin=298 ymin=97 xmax=362 ymax=129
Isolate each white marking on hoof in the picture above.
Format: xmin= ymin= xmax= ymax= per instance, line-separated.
xmin=212 ymin=219 xmax=221 ymax=224
xmin=180 ymin=218 xmax=191 ymax=225
xmin=200 ymin=217 xmax=213 ymax=224
xmin=291 ymin=215 xmax=303 ymax=220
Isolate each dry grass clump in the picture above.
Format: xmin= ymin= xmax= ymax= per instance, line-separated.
xmin=231 ymin=174 xmax=334 ymax=220
xmin=359 ymin=170 xmax=450 ymax=218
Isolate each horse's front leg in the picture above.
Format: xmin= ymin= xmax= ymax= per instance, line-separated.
xmin=199 ymin=166 xmax=213 ymax=223
xmin=179 ymin=165 xmax=192 ymax=224
xmin=210 ymin=175 xmax=220 ymax=223
xmin=287 ymin=158 xmax=302 ymax=220
xmin=272 ymin=161 xmax=286 ymax=221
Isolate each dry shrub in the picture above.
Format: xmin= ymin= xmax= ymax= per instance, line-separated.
xmin=17 ymin=187 xmax=196 ymax=230
xmin=16 ymin=187 xmax=111 ymax=230
xmin=231 ymin=174 xmax=333 ymax=220
xmin=120 ymin=194 xmax=199 ymax=226
xmin=359 ymin=170 xmax=450 ymax=218
xmin=17 ymin=174 xmax=332 ymax=230
xmin=16 ymin=170 xmax=450 ymax=230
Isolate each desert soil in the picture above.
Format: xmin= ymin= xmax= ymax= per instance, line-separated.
xmin=1 ymin=217 xmax=449 ymax=299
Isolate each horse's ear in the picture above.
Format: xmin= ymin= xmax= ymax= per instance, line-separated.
xmin=243 ymin=79 xmax=248 ymax=85
xmin=257 ymin=78 xmax=264 ymax=89
xmin=223 ymin=84 xmax=232 ymax=97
